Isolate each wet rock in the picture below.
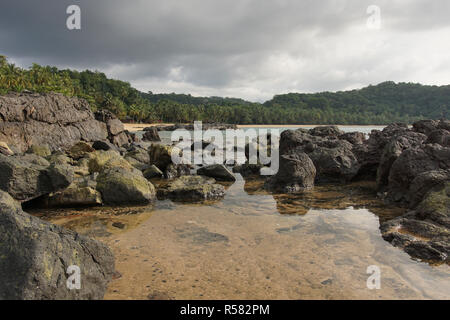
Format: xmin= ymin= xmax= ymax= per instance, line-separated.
xmin=142 ymin=127 xmax=161 ymax=142
xmin=27 ymin=144 xmax=51 ymax=158
xmin=68 ymin=142 xmax=95 ymax=160
xmin=381 ymin=183 xmax=449 ymax=262
xmin=157 ymin=175 xmax=225 ymax=202
xmin=376 ymin=131 xmax=426 ymax=189
xmin=387 ymin=144 xmax=450 ymax=204
xmin=197 ymin=164 xmax=236 ymax=182
xmin=143 ymin=165 xmax=164 ymax=179
xmin=0 ymin=154 xmax=74 ymax=202
xmin=96 ymin=167 xmax=156 ymax=205
xmin=0 ymin=141 xmax=13 ymax=156
xmin=265 ymin=150 xmax=316 ymax=193
xmin=0 ymin=190 xmax=115 ymax=299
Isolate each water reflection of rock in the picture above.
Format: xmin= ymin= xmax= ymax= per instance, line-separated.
xmin=242 ymin=176 xmax=405 ymax=219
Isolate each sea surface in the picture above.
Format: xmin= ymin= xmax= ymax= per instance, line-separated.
xmin=31 ymin=125 xmax=450 ymax=299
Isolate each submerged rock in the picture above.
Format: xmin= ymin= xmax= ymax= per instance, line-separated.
xmin=157 ymin=175 xmax=225 ymax=202
xmin=197 ymin=164 xmax=236 ymax=182
xmin=96 ymin=167 xmax=156 ymax=205
xmin=381 ymin=183 xmax=450 ymax=263
xmin=0 ymin=190 xmax=115 ymax=299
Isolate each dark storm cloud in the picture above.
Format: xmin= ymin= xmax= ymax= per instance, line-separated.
xmin=1 ymin=0 xmax=449 ymax=101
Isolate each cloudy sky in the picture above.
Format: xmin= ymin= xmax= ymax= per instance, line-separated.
xmin=1 ymin=0 xmax=449 ymax=101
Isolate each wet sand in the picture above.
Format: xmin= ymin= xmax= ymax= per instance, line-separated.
xmin=36 ymin=177 xmax=450 ymax=300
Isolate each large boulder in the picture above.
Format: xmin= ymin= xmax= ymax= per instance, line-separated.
xmin=354 ymin=123 xmax=410 ymax=180
xmin=197 ymin=164 xmax=236 ymax=182
xmin=387 ymin=144 xmax=450 ymax=204
xmin=0 ymin=154 xmax=74 ymax=202
xmin=87 ymin=150 xmax=133 ymax=173
xmin=148 ymin=144 xmax=181 ymax=171
xmin=94 ymin=110 xmax=137 ymax=147
xmin=376 ymin=131 xmax=426 ymax=189
xmin=265 ymin=150 xmax=316 ymax=193
xmin=0 ymin=92 xmax=109 ymax=153
xmin=96 ymin=167 xmax=156 ymax=205
xmin=0 ymin=190 xmax=115 ymax=299
xmin=277 ymin=128 xmax=359 ymax=182
xmin=157 ymin=175 xmax=225 ymax=202
xmin=142 ymin=127 xmax=161 ymax=142
xmin=409 ymin=169 xmax=450 ymax=209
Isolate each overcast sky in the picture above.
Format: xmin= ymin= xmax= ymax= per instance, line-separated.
xmin=1 ymin=0 xmax=449 ymax=101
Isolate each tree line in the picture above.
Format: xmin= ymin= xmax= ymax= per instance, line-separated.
xmin=0 ymin=55 xmax=448 ymax=124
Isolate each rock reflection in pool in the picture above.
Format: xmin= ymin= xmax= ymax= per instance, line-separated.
xmin=41 ymin=174 xmax=449 ymax=300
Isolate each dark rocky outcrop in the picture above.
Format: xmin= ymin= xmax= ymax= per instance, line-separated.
xmin=265 ymin=149 xmax=316 ymax=193
xmin=142 ymin=127 xmax=161 ymax=142
xmin=0 ymin=190 xmax=115 ymax=299
xmin=381 ymin=183 xmax=450 ymax=262
xmin=386 ymin=144 xmax=450 ymax=204
xmin=376 ymin=131 xmax=427 ymax=189
xmin=0 ymin=92 xmax=138 ymax=153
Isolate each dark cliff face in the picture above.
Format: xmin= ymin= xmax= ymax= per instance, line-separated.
xmin=0 ymin=92 xmax=135 ymax=153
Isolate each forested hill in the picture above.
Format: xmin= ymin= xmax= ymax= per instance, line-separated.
xmin=0 ymin=55 xmax=448 ymax=124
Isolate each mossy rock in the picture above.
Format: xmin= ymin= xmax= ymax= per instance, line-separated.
xmin=48 ymin=152 xmax=73 ymax=166
xmin=68 ymin=142 xmax=95 ymax=160
xmin=27 ymin=144 xmax=51 ymax=158
xmin=416 ymin=182 xmax=450 ymax=227
xmin=46 ymin=184 xmax=102 ymax=207
xmin=88 ymin=150 xmax=132 ymax=173
xmin=143 ymin=165 xmax=164 ymax=179
xmin=148 ymin=144 xmax=181 ymax=171
xmin=157 ymin=175 xmax=225 ymax=202
xmin=96 ymin=167 xmax=156 ymax=205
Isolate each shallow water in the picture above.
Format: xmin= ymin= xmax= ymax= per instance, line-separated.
xmin=36 ymin=175 xmax=450 ymax=300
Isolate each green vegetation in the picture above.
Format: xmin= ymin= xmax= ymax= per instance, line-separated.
xmin=1 ymin=55 xmax=448 ymax=124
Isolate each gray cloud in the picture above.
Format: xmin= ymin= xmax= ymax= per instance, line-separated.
xmin=1 ymin=0 xmax=449 ymax=101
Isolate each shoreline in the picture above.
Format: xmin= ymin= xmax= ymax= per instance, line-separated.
xmin=124 ymin=123 xmax=386 ymax=132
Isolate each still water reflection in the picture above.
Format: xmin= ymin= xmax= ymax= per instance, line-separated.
xmin=36 ymin=175 xmax=450 ymax=300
